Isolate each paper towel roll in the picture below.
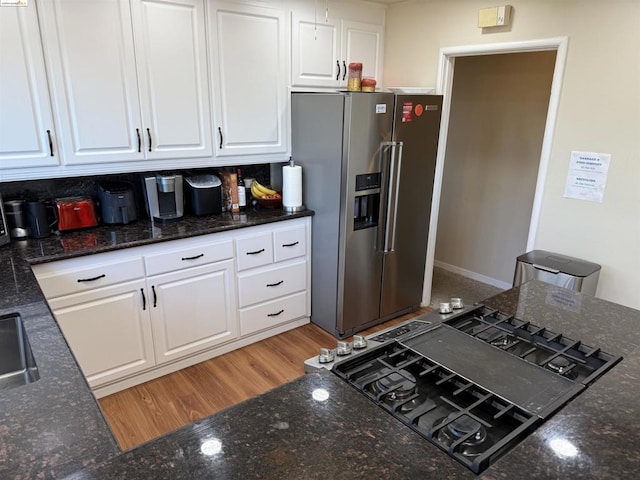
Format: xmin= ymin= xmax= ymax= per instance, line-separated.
xmin=282 ymin=164 xmax=303 ymax=210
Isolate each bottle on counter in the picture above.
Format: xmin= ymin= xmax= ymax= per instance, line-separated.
xmin=236 ymin=168 xmax=247 ymax=211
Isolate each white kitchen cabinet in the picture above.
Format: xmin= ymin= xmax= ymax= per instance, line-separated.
xmin=32 ymin=218 xmax=310 ymax=395
xmin=38 ymin=0 xmax=211 ymax=166
xmin=208 ymin=1 xmax=288 ymax=159
xmin=0 ymin=4 xmax=59 ymax=173
xmin=290 ymin=0 xmax=384 ymax=89
xmin=32 ymin=251 xmax=154 ymax=388
xmin=235 ymin=218 xmax=310 ymax=336
xmin=47 ymin=279 xmax=156 ymax=388
xmin=147 ymin=260 xmax=236 ymax=364
xmin=130 ymin=0 xmax=212 ymax=160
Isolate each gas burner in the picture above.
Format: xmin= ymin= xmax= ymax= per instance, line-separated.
xmin=474 ymin=326 xmax=513 ymax=347
xmin=546 ymin=355 xmax=577 ymax=378
xmin=368 ymin=369 xmax=419 ymax=412
xmin=435 ymin=414 xmax=492 ymax=458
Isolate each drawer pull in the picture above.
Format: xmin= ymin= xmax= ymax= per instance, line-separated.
xmin=266 ymin=280 xmax=284 ymax=287
xmin=152 ymin=285 xmax=157 ymax=308
xmin=282 ymin=241 xmax=299 ymax=248
xmin=141 ymin=288 xmax=146 ymax=310
xmin=77 ymin=274 xmax=106 ymax=283
xmin=182 ymin=253 xmax=204 ymax=261
xmin=246 ymin=248 xmax=265 ymax=255
xmin=267 ymin=309 xmax=284 ymax=317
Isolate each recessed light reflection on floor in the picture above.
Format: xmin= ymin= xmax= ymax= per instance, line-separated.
xmin=312 ymin=388 xmax=330 ymax=402
xmin=200 ymin=438 xmax=223 ymax=456
xmin=548 ymin=437 xmax=578 ymax=458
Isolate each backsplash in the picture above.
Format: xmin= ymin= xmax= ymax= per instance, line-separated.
xmin=0 ymin=165 xmax=271 ymax=220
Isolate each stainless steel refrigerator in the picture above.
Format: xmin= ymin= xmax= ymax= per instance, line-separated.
xmin=291 ymin=92 xmax=442 ymax=338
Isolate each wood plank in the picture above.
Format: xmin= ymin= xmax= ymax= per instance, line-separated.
xmin=99 ymin=308 xmax=430 ymax=450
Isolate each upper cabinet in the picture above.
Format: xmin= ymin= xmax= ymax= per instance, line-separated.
xmin=291 ymin=0 xmax=384 ymax=89
xmin=207 ymin=1 xmax=289 ymax=159
xmin=38 ymin=0 xmax=212 ymax=166
xmin=0 ymin=4 xmax=60 ymax=172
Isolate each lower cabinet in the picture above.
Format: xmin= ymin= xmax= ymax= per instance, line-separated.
xmin=32 ymin=217 xmax=311 ymax=396
xmin=47 ymin=279 xmax=155 ymax=388
xmin=148 ymin=260 xmax=236 ymax=364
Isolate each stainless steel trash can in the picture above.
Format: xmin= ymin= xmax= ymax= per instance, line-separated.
xmin=513 ymin=250 xmax=601 ymax=296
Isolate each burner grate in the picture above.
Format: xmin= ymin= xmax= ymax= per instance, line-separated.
xmin=444 ymin=306 xmax=622 ymax=385
xmin=334 ymin=342 xmax=539 ymax=474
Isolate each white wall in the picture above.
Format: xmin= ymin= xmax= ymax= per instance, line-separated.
xmin=384 ymin=0 xmax=640 ymax=309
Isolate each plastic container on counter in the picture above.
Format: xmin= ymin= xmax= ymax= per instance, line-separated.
xmin=347 ymin=63 xmax=362 ymax=91
xmin=361 ymin=78 xmax=377 ymax=92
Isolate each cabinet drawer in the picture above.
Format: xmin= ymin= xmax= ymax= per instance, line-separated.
xmin=235 ymin=232 xmax=274 ymax=271
xmin=145 ymin=240 xmax=233 ymax=276
xmin=273 ymin=225 xmax=306 ymax=263
xmin=237 ymin=261 xmax=306 ymax=307
xmin=32 ymin=255 xmax=145 ymax=298
xmin=240 ymin=291 xmax=307 ymax=336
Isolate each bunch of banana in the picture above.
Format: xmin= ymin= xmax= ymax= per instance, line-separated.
xmin=251 ymin=180 xmax=281 ymax=199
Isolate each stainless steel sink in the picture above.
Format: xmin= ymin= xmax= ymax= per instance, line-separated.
xmin=0 ymin=314 xmax=40 ymax=391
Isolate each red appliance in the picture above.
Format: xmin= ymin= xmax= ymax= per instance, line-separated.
xmin=55 ymin=197 xmax=99 ymax=232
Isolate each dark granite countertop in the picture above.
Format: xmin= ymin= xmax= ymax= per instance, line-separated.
xmin=62 ymin=281 xmax=640 ymax=480
xmin=0 ymin=209 xmax=313 ymax=479
xmin=1 ymin=208 xmax=638 ymax=479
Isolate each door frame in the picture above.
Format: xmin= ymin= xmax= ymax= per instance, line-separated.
xmin=421 ymin=37 xmax=569 ymax=306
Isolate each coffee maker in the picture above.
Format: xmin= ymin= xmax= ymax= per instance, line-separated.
xmin=143 ymin=174 xmax=184 ymax=222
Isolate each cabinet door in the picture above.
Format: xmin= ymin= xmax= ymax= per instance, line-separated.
xmin=38 ymin=0 xmax=144 ymax=165
xmin=291 ymin=9 xmax=341 ymax=87
xmin=148 ymin=260 xmax=237 ymax=364
xmin=49 ymin=280 xmax=155 ymax=388
xmin=0 ymin=4 xmax=59 ymax=171
xmin=208 ymin=2 xmax=287 ymax=157
xmin=131 ymin=0 xmax=212 ymax=159
xmin=341 ymin=20 xmax=384 ymax=88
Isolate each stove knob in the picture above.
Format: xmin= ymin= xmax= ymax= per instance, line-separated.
xmin=352 ymin=335 xmax=367 ymax=349
xmin=336 ymin=340 xmax=352 ymax=356
xmin=318 ymin=348 xmax=334 ymax=364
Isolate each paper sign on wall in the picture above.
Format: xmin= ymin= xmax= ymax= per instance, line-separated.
xmin=563 ymin=151 xmax=611 ymax=203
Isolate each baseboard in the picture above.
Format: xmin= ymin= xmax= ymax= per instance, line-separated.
xmin=434 ymin=260 xmax=512 ymax=290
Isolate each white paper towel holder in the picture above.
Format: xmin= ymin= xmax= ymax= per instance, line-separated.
xmin=283 ymin=158 xmax=305 ymax=213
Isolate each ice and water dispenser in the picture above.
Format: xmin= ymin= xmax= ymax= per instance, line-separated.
xmin=353 ymin=173 xmax=381 ymax=231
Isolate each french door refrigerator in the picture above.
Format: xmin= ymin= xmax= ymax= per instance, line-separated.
xmin=291 ymin=92 xmax=442 ymax=338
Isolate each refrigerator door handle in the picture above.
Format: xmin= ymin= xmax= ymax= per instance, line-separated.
xmin=377 ymin=141 xmax=394 ymax=252
xmin=386 ymin=142 xmax=403 ymax=253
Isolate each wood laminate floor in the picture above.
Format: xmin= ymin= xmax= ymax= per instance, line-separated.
xmin=99 ymin=308 xmax=430 ymax=450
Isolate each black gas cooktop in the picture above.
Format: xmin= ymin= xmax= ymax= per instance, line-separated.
xmin=332 ymin=305 xmax=622 ymax=474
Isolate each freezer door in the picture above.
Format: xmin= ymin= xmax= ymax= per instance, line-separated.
xmin=339 ymin=93 xmax=394 ymax=335
xmin=380 ymin=95 xmax=442 ymax=318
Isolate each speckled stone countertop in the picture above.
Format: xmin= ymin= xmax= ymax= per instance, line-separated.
xmin=1 ymin=208 xmax=638 ymax=479
xmin=0 ymin=209 xmax=313 ymax=479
